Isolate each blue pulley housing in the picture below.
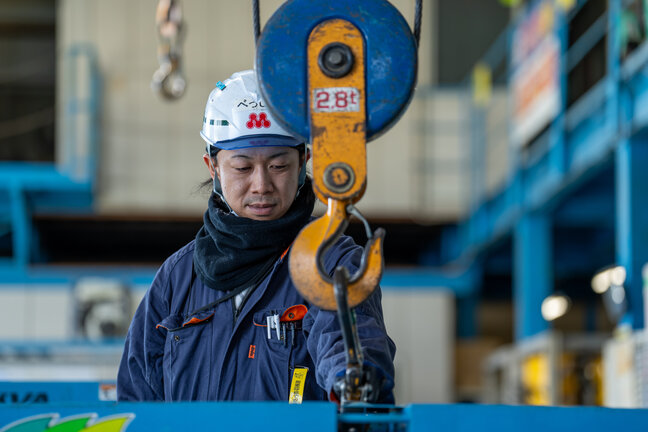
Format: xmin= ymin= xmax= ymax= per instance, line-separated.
xmin=255 ymin=0 xmax=418 ymax=142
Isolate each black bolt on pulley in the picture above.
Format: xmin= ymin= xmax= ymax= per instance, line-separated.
xmin=318 ymin=42 xmax=354 ymax=78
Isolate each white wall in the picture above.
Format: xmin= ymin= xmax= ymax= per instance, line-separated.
xmin=382 ymin=289 xmax=454 ymax=403
xmin=0 ymin=283 xmax=148 ymax=342
xmin=54 ymin=0 xmax=469 ymax=221
xmin=484 ymin=88 xmax=510 ymax=197
xmin=0 ymin=286 xmax=72 ymax=340
xmin=408 ymin=88 xmax=470 ymax=220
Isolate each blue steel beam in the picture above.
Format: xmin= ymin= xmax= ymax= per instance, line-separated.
xmin=514 ymin=212 xmax=552 ymax=340
xmin=0 ymin=265 xmax=479 ymax=299
xmin=625 ymin=52 xmax=648 ymax=128
xmin=615 ymin=136 xmax=648 ymax=329
xmin=8 ymin=183 xmax=29 ymax=270
xmin=0 ymin=265 xmax=157 ymax=286
xmin=0 ymin=164 xmax=93 ymax=271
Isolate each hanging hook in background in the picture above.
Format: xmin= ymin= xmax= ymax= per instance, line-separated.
xmin=151 ymin=0 xmax=186 ymax=101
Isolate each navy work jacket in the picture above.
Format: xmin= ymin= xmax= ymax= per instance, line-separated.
xmin=117 ymin=236 xmax=395 ymax=401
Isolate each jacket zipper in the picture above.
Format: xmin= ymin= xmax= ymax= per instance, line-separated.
xmin=231 ymin=299 xmax=238 ymax=326
xmin=232 ymin=284 xmax=257 ymax=326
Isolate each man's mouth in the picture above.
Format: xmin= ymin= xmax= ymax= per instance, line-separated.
xmin=247 ymin=203 xmax=276 ymax=216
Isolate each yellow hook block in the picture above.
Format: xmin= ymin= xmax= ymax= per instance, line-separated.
xmin=289 ymin=18 xmax=384 ymax=310
xmin=308 ymin=18 xmax=367 ymax=204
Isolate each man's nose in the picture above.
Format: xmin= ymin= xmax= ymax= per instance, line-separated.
xmin=250 ymin=167 xmax=273 ymax=194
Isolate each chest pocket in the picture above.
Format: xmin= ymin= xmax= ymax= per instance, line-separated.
xmin=157 ymin=310 xmax=214 ymax=401
xmin=250 ymin=308 xmax=300 ymax=400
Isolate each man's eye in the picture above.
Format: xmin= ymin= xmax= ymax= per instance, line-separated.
xmin=234 ymin=166 xmax=251 ymax=172
xmin=271 ymin=164 xmax=287 ymax=170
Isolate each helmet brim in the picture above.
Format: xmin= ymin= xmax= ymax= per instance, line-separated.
xmin=202 ymin=133 xmax=304 ymax=151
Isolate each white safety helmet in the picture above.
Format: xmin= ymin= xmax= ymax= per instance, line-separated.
xmin=201 ymin=69 xmax=304 ymax=153
xmin=201 ymin=69 xmax=307 ymax=200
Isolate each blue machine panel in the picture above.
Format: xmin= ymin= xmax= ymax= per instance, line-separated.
xmin=406 ymin=404 xmax=648 ymax=432
xmin=0 ymin=382 xmax=114 ymax=405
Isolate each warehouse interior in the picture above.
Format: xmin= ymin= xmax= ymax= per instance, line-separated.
xmin=1 ymin=0 xmax=648 ymax=428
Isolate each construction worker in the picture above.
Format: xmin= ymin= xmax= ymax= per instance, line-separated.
xmin=117 ymin=70 xmax=395 ymax=403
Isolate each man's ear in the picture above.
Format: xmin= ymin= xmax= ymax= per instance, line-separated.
xmin=203 ymin=154 xmax=217 ymax=180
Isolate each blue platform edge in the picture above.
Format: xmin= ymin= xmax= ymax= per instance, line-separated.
xmin=1 ymin=401 xmax=648 ymax=431
xmin=407 ymin=404 xmax=648 ymax=431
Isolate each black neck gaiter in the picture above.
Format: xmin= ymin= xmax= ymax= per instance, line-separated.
xmin=193 ymin=181 xmax=316 ymax=291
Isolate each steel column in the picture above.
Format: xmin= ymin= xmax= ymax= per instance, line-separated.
xmin=9 ymin=184 xmax=30 ymax=269
xmin=514 ymin=212 xmax=552 ymax=340
xmin=615 ymin=136 xmax=648 ymax=329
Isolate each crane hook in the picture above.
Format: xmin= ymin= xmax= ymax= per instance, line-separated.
xmin=289 ymin=199 xmax=385 ymax=310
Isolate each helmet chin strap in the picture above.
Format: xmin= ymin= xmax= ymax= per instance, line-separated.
xmin=207 ymin=152 xmax=236 ymax=214
xmin=295 ymin=155 xmax=308 ymax=198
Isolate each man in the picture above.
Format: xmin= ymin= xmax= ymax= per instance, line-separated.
xmin=117 ymin=70 xmax=395 ymax=402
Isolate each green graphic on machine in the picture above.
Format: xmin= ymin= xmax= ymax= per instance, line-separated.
xmin=0 ymin=414 xmax=133 ymax=432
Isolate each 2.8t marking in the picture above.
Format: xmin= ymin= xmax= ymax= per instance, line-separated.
xmin=312 ymin=87 xmax=360 ymax=112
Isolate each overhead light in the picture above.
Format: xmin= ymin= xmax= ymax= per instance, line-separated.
xmin=591 ymin=265 xmax=629 ymax=325
xmin=541 ymin=294 xmax=571 ymax=322
xmin=591 ymin=272 xmax=609 ymax=294
xmin=609 ymin=266 xmax=626 ymax=286
xmin=591 ymin=265 xmax=626 ymax=294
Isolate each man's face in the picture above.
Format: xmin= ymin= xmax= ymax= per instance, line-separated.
xmin=203 ymin=146 xmax=302 ymax=221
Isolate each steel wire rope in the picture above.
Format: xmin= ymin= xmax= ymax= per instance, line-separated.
xmin=414 ymin=0 xmax=423 ymax=49
xmin=252 ymin=0 xmax=261 ymax=44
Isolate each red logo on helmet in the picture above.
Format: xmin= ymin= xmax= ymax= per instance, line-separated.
xmin=246 ymin=113 xmax=271 ymax=129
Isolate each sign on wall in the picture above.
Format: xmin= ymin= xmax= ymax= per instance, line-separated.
xmin=510 ymin=0 xmax=561 ymax=148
